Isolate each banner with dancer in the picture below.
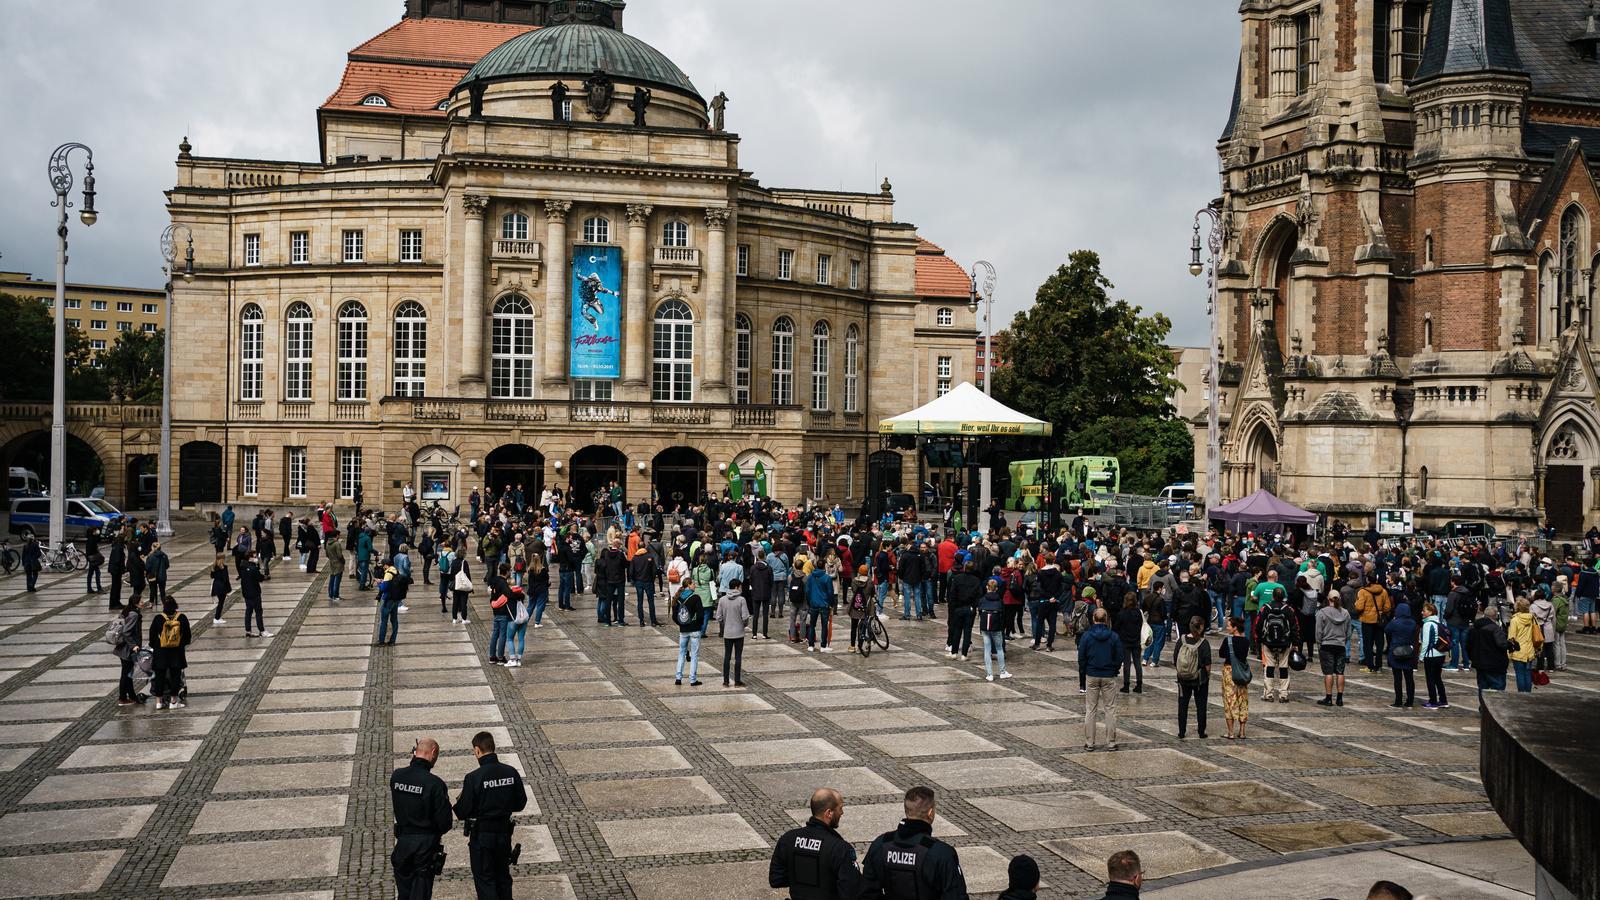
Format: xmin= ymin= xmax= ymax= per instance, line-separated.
xmin=569 ymin=245 xmax=622 ymax=378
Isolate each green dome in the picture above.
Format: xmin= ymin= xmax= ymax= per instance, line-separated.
xmin=459 ymin=24 xmax=701 ymax=101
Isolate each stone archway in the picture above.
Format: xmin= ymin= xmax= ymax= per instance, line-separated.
xmin=1541 ymin=417 xmax=1599 ymax=538
xmin=570 ymin=445 xmax=626 ymax=513
xmin=653 ymin=447 xmax=707 ymax=508
xmin=485 ymin=444 xmax=544 ymax=510
xmin=1243 ymin=419 xmax=1280 ymax=494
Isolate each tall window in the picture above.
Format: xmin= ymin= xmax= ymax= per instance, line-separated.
xmin=778 ymin=249 xmax=794 ymax=281
xmin=734 ymin=313 xmax=752 ymax=404
xmin=561 ymin=98 xmax=573 ymax=121
xmin=284 ymin=301 xmax=313 ymax=401
xmin=845 ymin=453 xmax=857 ymax=498
xmin=337 ymin=300 xmax=368 ymax=401
xmin=661 ymin=220 xmax=688 ymax=247
xmin=737 ymin=244 xmax=750 ymax=276
xmin=287 ymin=447 xmax=307 ymax=498
xmin=771 ymin=317 xmax=795 ymax=405
xmin=1271 ymin=11 xmax=1319 ymax=97
xmin=338 ymin=448 xmax=362 ymax=500
xmin=240 ymin=307 xmax=263 ymax=401
xmin=241 ymin=446 xmax=258 ymax=497
xmin=816 ymin=254 xmax=832 ymax=286
xmin=937 ymin=355 xmax=953 ymax=396
xmin=244 ymin=234 xmax=261 ymax=266
xmin=583 ymin=216 xmax=610 ymax=244
xmin=843 ymin=324 xmax=859 ymax=413
xmin=393 ymin=300 xmax=428 ymax=397
xmin=1376 ymin=1 xmax=1427 ymax=84
xmin=1294 ymin=12 xmax=1318 ymax=95
xmin=343 ymin=229 xmax=364 ymax=263
xmin=501 ymin=212 xmax=528 ymax=241
xmin=1560 ymin=206 xmax=1585 ymax=332
xmin=810 ymin=320 xmax=830 ymax=410
xmin=400 ymin=229 xmax=423 ymax=262
xmin=291 ymin=231 xmax=309 ymax=264
xmin=491 ymin=294 xmax=536 ymax=398
xmin=812 ymin=453 xmax=826 ymax=500
xmin=652 ymin=298 xmax=694 ymax=402
xmin=850 ymin=259 xmax=860 ymax=290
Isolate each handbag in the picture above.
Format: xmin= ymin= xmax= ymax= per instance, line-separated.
xmin=1228 ymin=642 xmax=1253 ymax=686
xmin=1139 ymin=612 xmax=1153 ymax=649
xmin=1532 ymin=669 xmax=1551 ymax=686
xmin=1391 ymin=643 xmax=1417 ymax=663
xmin=453 ymin=568 xmax=474 ymax=593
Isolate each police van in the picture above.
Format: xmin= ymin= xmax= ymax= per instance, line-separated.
xmin=8 ymin=468 xmax=43 ymax=499
xmin=7 ymin=496 xmax=126 ymax=539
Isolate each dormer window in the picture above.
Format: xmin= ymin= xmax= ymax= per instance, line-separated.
xmin=361 ymin=94 xmax=389 ymax=107
xmin=436 ymin=99 xmax=450 ymax=111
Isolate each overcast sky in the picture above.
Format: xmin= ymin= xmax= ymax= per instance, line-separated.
xmin=0 ymin=0 xmax=1237 ymax=346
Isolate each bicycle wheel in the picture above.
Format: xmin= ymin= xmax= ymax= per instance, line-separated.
xmin=0 ymin=549 xmax=17 ymax=574
xmin=48 ymin=554 xmax=72 ymax=574
xmin=870 ymin=615 xmax=890 ymax=651
xmin=70 ymin=550 xmax=88 ymax=572
xmin=858 ymin=620 xmax=874 ymax=657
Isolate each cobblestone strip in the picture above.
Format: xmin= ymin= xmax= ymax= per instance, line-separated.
xmin=336 ymin=595 xmax=389 ymax=900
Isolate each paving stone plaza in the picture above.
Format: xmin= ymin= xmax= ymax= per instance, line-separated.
xmin=0 ymin=525 xmax=1576 ymax=898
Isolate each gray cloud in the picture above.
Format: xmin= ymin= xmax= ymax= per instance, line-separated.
xmin=0 ymin=0 xmax=1236 ymax=345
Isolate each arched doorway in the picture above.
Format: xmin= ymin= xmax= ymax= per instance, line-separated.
xmin=1 ymin=431 xmax=108 ymax=501
xmin=179 ymin=441 xmax=223 ymax=507
xmin=1242 ymin=420 xmax=1279 ymax=494
xmin=867 ymin=450 xmax=904 ymax=503
xmin=1543 ymin=421 xmax=1596 ymax=537
xmin=485 ymin=445 xmax=544 ymax=510
xmin=570 ymin=445 xmax=626 ymax=513
xmin=125 ymin=454 xmax=157 ymax=510
xmin=653 ymin=447 xmax=707 ymax=508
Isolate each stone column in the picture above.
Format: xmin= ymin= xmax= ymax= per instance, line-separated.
xmin=542 ymin=199 xmax=572 ymax=390
xmin=461 ymin=194 xmax=489 ymax=387
xmin=623 ymin=204 xmax=653 ymax=394
xmin=703 ymin=207 xmax=730 ymax=399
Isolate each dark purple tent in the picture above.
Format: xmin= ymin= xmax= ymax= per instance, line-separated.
xmin=1208 ymin=490 xmax=1317 ymax=532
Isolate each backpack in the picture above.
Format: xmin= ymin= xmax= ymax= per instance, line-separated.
xmin=1175 ymin=637 xmax=1203 ymax=684
xmin=850 ymin=585 xmax=869 ymax=613
xmin=1261 ymin=605 xmax=1293 ymax=651
xmin=667 ymin=564 xmax=683 ymax=585
xmin=1431 ymin=621 xmax=1452 ymax=654
xmin=158 ymin=615 xmax=182 ymax=650
xmin=513 ymin=596 xmax=530 ymax=625
xmin=672 ymin=592 xmax=697 ymax=627
xmin=103 ymin=617 xmax=126 ymax=647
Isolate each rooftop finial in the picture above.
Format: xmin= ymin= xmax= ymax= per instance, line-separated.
xmin=178 ymin=136 xmax=192 ymax=159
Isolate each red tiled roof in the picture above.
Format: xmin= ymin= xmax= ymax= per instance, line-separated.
xmin=351 ymin=17 xmax=535 ymax=67
xmin=915 ymin=236 xmax=971 ymax=298
xmin=321 ymin=62 xmax=463 ymax=117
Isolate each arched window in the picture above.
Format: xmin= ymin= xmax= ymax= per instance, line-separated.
xmin=771 ymin=316 xmax=795 ymax=405
xmin=1539 ymin=251 xmax=1557 ymax=344
xmin=652 ymin=299 xmax=694 ymax=402
xmin=936 ymin=307 xmax=954 ymax=327
xmin=583 ymin=216 xmax=610 ymax=244
xmin=1418 ymin=465 xmax=1429 ymax=501
xmin=240 ymin=304 xmax=264 ymax=401
xmin=734 ymin=313 xmax=752 ymax=405
xmin=1559 ymin=205 xmax=1585 ymax=332
xmin=661 ymin=220 xmax=688 ymax=247
xmin=393 ymin=300 xmax=428 ymax=397
xmin=361 ymin=94 xmax=389 ymax=107
xmin=501 ymin=212 xmax=529 ymax=242
xmin=336 ymin=300 xmax=368 ymax=401
xmin=284 ymin=301 xmax=314 ymax=401
xmin=810 ymin=321 xmax=831 ymax=411
xmin=843 ymin=324 xmax=859 ymax=413
xmin=491 ymin=294 xmax=536 ymax=399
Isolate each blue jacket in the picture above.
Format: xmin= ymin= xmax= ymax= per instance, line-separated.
xmin=806 ymin=570 xmax=835 ymax=609
xmin=1385 ymin=603 xmax=1419 ymax=671
xmin=394 ymin=552 xmax=412 ymax=581
xmin=1078 ymin=624 xmax=1122 ymax=678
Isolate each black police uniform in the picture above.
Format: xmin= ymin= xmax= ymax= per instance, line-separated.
xmin=390 ymin=755 xmax=453 ymax=900
xmin=861 ymin=819 xmax=967 ymax=900
xmin=769 ymin=816 xmax=862 ymax=899
xmin=452 ymin=752 xmax=528 ymax=900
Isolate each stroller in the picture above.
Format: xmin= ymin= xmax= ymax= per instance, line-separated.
xmin=129 ymin=648 xmax=187 ymax=703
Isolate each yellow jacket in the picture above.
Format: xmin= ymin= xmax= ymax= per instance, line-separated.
xmin=1136 ymin=560 xmax=1157 ymax=591
xmin=1354 ymin=584 xmax=1391 ymax=625
xmin=1506 ymin=612 xmax=1544 ymax=663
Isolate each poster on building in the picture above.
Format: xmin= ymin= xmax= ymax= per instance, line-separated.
xmin=569 ymin=245 xmax=622 ymax=378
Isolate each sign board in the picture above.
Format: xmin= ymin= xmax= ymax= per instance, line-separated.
xmin=1376 ymin=508 xmax=1413 ymax=536
xmin=569 ymin=245 xmax=622 ymax=378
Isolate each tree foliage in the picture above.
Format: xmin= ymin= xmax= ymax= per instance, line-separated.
xmin=99 ymin=329 xmax=164 ymax=403
xmin=0 ymin=292 xmax=104 ymax=402
xmin=992 ymin=251 xmax=1192 ymax=495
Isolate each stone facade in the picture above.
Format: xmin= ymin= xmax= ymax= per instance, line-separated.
xmin=165 ymin=10 xmax=977 ymax=513
xmin=1187 ymin=0 xmax=1600 ymax=536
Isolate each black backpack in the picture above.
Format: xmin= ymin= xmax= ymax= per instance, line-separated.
xmin=1261 ymin=605 xmax=1293 ymax=651
xmin=672 ymin=592 xmax=697 ymax=627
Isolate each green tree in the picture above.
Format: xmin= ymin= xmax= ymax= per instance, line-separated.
xmin=0 ymin=292 xmax=104 ymax=401
xmin=98 ymin=328 xmax=164 ymax=403
xmin=993 ymin=251 xmax=1191 ymax=494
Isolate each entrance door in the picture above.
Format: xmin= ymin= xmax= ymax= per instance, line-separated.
xmin=1546 ymin=465 xmax=1584 ymax=537
xmin=179 ymin=441 xmax=223 ymax=507
xmin=485 ymin=445 xmax=544 ymax=510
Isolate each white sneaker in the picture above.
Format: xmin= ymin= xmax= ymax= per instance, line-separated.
xmin=999 ymin=671 xmax=1014 ymax=679
xmin=170 ymin=701 xmax=186 ymax=709
xmin=461 ymin=619 xmax=470 ymax=625
xmin=510 ymin=658 xmax=521 ymax=667
xmin=808 ymin=645 xmax=816 ymax=652
xmin=212 ymin=619 xmax=226 ymax=625
xmin=155 ymin=699 xmax=167 ymax=709
xmin=259 ymin=630 xmax=273 ymax=638
xmin=821 ymin=647 xmax=833 ymax=653
xmin=985 ymin=674 xmax=995 ymax=682
xmin=534 ymin=623 xmax=545 ymax=628
xmin=452 ymin=617 xmax=460 ymax=624
xmin=398 ymin=605 xmax=409 ymax=612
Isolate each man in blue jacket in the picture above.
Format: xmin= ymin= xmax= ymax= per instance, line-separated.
xmin=1078 ymin=608 xmax=1123 ymax=751
xmin=806 ymin=566 xmax=835 ymax=652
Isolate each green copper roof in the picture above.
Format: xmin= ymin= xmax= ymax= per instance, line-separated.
xmin=459 ymin=24 xmax=701 ymax=101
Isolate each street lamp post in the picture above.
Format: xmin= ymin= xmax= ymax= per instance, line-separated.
xmin=1190 ymin=206 xmax=1224 ymax=516
xmin=156 ymin=226 xmax=195 ymax=537
xmin=968 ymin=260 xmax=996 ymax=396
xmin=46 ymin=143 xmax=98 ymax=550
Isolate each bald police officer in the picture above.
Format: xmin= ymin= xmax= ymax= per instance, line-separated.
xmin=390 ymin=737 xmax=452 ymax=900
xmin=861 ymin=786 xmax=968 ymax=900
xmin=770 ymin=787 xmax=861 ymax=899
xmin=452 ymin=731 xmax=528 ymax=900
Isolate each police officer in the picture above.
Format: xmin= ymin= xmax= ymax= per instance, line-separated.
xmin=861 ymin=786 xmax=968 ymax=899
xmin=452 ymin=731 xmax=528 ymax=900
xmin=390 ymin=737 xmax=452 ymax=900
xmin=770 ymin=787 xmax=862 ymax=898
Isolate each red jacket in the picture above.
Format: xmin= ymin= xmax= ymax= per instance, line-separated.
xmin=937 ymin=539 xmax=958 ymax=574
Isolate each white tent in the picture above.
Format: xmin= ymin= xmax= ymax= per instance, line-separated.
xmin=878 ymin=382 xmax=1052 ymax=436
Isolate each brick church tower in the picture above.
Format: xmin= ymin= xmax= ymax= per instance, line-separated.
xmin=1203 ymin=0 xmax=1600 ymax=536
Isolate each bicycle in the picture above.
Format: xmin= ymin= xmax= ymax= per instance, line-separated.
xmin=41 ymin=542 xmax=87 ymax=573
xmin=0 ymin=540 xmax=18 ymax=575
xmin=858 ymin=613 xmax=890 ymax=657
